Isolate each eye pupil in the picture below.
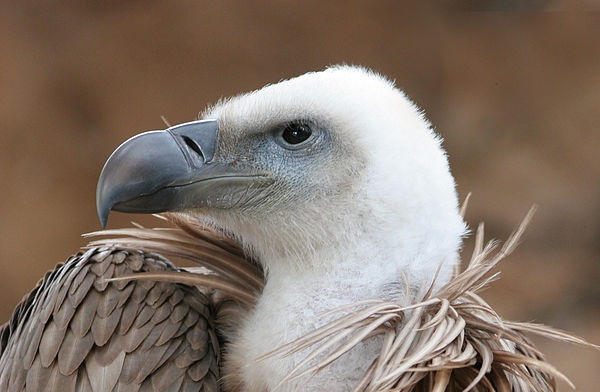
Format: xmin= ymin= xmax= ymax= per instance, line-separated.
xmin=282 ymin=123 xmax=312 ymax=145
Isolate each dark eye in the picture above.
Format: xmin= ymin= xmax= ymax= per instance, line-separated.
xmin=281 ymin=122 xmax=312 ymax=145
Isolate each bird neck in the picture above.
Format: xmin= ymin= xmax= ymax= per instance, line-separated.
xmin=228 ymin=223 xmax=460 ymax=392
xmin=257 ymin=217 xmax=458 ymax=307
xmin=225 ymin=204 xmax=465 ymax=391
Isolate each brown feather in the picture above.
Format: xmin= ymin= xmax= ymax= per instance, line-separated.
xmin=0 ymin=238 xmax=224 ymax=391
xmin=84 ymin=350 xmax=126 ymax=391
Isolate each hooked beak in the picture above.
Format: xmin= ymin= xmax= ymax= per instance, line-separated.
xmin=96 ymin=119 xmax=271 ymax=227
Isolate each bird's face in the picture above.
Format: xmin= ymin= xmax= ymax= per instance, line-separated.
xmin=97 ymin=66 xmax=464 ymax=268
xmin=97 ymin=68 xmax=367 ymax=228
xmin=97 ymin=97 xmax=363 ymax=224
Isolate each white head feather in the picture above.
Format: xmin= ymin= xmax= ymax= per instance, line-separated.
xmin=199 ymin=65 xmax=466 ymax=391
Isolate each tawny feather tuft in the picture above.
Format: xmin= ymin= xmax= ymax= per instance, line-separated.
xmin=260 ymin=208 xmax=596 ymax=391
xmin=84 ymin=210 xmax=596 ymax=391
xmin=85 ymin=213 xmax=264 ymax=308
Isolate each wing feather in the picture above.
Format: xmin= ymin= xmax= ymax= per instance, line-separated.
xmin=58 ymin=329 xmax=95 ymax=375
xmin=84 ymin=350 xmax=125 ymax=392
xmin=91 ymin=305 xmax=123 ymax=346
xmin=70 ymin=295 xmax=97 ymax=337
xmin=38 ymin=319 xmax=68 ymax=367
xmin=0 ymin=246 xmax=224 ymax=391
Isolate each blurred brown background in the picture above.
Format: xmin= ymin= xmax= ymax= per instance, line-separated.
xmin=0 ymin=1 xmax=598 ymax=389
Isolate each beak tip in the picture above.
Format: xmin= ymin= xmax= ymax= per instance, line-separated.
xmin=99 ymin=214 xmax=108 ymax=229
xmin=97 ymin=198 xmax=110 ymax=229
xmin=96 ymin=176 xmax=112 ymax=229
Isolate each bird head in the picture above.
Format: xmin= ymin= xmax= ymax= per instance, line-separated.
xmin=97 ymin=66 xmax=466 ymax=280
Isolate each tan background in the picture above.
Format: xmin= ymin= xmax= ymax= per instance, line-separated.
xmin=1 ymin=1 xmax=598 ymax=389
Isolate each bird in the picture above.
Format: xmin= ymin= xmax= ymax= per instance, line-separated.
xmin=0 ymin=65 xmax=591 ymax=391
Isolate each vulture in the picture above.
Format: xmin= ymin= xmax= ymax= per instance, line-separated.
xmin=0 ymin=65 xmax=593 ymax=391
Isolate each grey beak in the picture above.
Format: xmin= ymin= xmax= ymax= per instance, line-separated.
xmin=96 ymin=120 xmax=219 ymax=227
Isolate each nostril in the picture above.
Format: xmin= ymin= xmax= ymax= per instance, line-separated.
xmin=167 ymin=120 xmax=218 ymax=163
xmin=181 ymin=135 xmax=204 ymax=159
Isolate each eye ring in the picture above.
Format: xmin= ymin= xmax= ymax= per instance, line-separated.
xmin=280 ymin=122 xmax=313 ymax=146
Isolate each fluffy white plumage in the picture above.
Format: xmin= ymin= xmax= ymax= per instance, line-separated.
xmin=194 ymin=66 xmax=467 ymax=391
